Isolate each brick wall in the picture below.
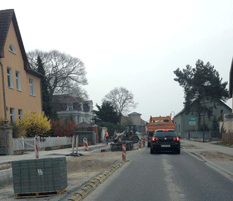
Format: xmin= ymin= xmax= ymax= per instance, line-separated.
xmin=222 ymin=133 xmax=233 ymax=144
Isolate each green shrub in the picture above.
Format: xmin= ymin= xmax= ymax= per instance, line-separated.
xmin=45 ymin=147 xmax=52 ymax=151
xmin=62 ymin=145 xmax=72 ymax=149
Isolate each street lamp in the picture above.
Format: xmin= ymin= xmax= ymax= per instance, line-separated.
xmin=201 ymin=112 xmax=205 ymax=142
xmin=170 ymin=111 xmax=175 ymax=121
xmin=198 ymin=86 xmax=207 ymax=142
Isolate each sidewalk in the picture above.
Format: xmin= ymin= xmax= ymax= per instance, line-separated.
xmin=0 ymin=143 xmax=107 ymax=165
xmin=0 ymin=143 xmax=110 ymax=187
xmin=181 ymin=139 xmax=233 ymax=177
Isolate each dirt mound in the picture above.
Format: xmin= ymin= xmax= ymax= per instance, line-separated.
xmin=182 ymin=144 xmax=203 ymax=149
xmin=198 ymin=151 xmax=233 ymax=161
xmin=0 ymin=150 xmax=126 ymax=200
xmin=66 ymin=151 xmax=123 ymax=191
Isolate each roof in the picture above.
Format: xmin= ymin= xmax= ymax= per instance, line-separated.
xmin=0 ymin=9 xmax=13 ymax=57
xmin=0 ymin=9 xmax=42 ymax=78
xmin=53 ymin=94 xmax=84 ymax=104
xmin=52 ymin=94 xmax=92 ymax=112
xmin=128 ymin=112 xmax=141 ymax=116
xmin=53 ymin=94 xmax=93 ymax=104
xmin=174 ymin=99 xmax=231 ymax=118
xmin=120 ymin=115 xmax=132 ymax=125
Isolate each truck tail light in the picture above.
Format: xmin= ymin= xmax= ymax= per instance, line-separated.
xmin=173 ymin=137 xmax=179 ymax=142
xmin=152 ymin=137 xmax=158 ymax=142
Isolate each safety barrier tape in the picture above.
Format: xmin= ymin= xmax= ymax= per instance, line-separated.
xmin=83 ymin=137 xmax=88 ymax=151
xmin=34 ymin=137 xmax=39 ymax=159
xmin=122 ymin=144 xmax=126 ymax=160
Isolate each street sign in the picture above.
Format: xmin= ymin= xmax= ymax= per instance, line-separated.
xmin=189 ymin=117 xmax=196 ymax=126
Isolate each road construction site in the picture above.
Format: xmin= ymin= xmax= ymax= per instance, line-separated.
xmin=0 ymin=139 xmax=233 ymax=201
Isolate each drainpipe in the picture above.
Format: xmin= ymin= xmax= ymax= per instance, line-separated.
xmin=0 ymin=61 xmax=7 ymax=120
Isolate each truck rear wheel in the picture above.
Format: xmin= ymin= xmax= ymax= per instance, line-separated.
xmin=132 ymin=136 xmax=139 ymax=143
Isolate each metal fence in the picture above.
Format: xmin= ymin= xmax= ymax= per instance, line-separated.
xmin=13 ymin=136 xmax=72 ymax=151
xmin=0 ymin=131 xmax=7 ymax=155
xmin=183 ymin=131 xmax=212 ymax=139
xmin=74 ymin=131 xmax=97 ymax=145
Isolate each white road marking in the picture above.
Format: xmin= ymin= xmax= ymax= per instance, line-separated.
xmin=162 ymin=158 xmax=186 ymax=201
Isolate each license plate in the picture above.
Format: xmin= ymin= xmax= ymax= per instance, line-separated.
xmin=161 ymin=145 xmax=170 ymax=147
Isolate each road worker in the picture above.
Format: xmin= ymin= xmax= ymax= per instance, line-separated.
xmin=105 ymin=131 xmax=109 ymax=145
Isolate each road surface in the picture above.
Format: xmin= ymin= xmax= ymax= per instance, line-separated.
xmin=84 ymin=147 xmax=233 ymax=201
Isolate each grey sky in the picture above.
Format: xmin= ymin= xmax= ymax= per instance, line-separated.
xmin=2 ymin=0 xmax=233 ymax=121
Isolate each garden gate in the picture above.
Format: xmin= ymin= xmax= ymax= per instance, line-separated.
xmin=0 ymin=131 xmax=7 ymax=155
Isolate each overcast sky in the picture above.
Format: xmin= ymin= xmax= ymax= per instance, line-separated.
xmin=2 ymin=0 xmax=233 ymax=121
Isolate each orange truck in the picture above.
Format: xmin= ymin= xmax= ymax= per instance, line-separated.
xmin=147 ymin=116 xmax=176 ymax=147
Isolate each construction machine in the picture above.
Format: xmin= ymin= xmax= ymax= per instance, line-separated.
xmin=113 ymin=130 xmax=140 ymax=144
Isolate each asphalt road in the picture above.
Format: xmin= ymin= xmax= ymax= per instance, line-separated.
xmin=84 ymin=147 xmax=233 ymax=201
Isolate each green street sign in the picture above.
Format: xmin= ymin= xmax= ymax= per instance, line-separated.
xmin=189 ymin=117 xmax=196 ymax=125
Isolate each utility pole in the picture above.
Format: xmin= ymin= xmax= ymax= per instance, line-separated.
xmin=202 ymin=113 xmax=205 ymax=142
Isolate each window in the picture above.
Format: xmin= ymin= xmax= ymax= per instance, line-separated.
xmin=10 ymin=108 xmax=15 ymax=122
xmin=9 ymin=44 xmax=16 ymax=54
xmin=29 ymin=78 xmax=35 ymax=96
xmin=67 ymin=103 xmax=73 ymax=111
xmin=16 ymin=71 xmax=21 ymax=91
xmin=7 ymin=67 xmax=13 ymax=88
xmin=80 ymin=103 xmax=83 ymax=111
xmin=18 ymin=109 xmax=23 ymax=119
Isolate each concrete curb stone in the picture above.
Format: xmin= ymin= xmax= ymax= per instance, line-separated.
xmin=189 ymin=151 xmax=233 ymax=178
xmin=0 ymin=168 xmax=12 ymax=185
xmin=86 ymin=183 xmax=98 ymax=189
xmin=182 ymin=148 xmax=233 ymax=180
xmin=68 ymin=159 xmax=128 ymax=201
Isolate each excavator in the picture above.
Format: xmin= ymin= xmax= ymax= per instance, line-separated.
xmin=113 ymin=130 xmax=140 ymax=144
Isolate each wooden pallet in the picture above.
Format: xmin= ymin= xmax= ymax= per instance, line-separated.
xmin=15 ymin=189 xmax=66 ymax=199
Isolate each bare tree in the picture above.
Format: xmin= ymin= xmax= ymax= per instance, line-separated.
xmin=103 ymin=87 xmax=138 ymax=115
xmin=27 ymin=50 xmax=88 ymax=99
xmin=66 ymin=86 xmax=88 ymax=100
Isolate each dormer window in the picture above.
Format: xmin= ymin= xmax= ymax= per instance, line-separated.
xmin=9 ymin=44 xmax=16 ymax=54
xmin=79 ymin=103 xmax=83 ymax=111
xmin=67 ymin=103 xmax=73 ymax=111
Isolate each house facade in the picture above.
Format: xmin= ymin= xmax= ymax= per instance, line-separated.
xmin=174 ymin=100 xmax=231 ymax=137
xmin=52 ymin=94 xmax=93 ymax=125
xmin=0 ymin=9 xmax=42 ymax=123
xmin=221 ymin=59 xmax=233 ymax=133
xmin=121 ymin=112 xmax=147 ymax=133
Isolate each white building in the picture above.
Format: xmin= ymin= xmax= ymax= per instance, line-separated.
xmin=52 ymin=94 xmax=93 ymax=125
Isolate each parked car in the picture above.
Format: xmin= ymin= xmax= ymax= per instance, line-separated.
xmin=150 ymin=129 xmax=180 ymax=154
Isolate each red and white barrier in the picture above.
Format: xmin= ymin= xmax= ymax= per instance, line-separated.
xmin=139 ymin=138 xmax=142 ymax=150
xmin=122 ymin=144 xmax=126 ymax=160
xmin=143 ymin=137 xmax=145 ymax=147
xmin=83 ymin=137 xmax=88 ymax=151
xmin=34 ymin=136 xmax=39 ymax=159
xmin=76 ymin=135 xmax=79 ymax=154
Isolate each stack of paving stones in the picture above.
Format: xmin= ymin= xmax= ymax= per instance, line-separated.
xmin=12 ymin=157 xmax=67 ymax=195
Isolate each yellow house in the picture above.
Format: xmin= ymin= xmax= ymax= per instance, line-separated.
xmin=0 ymin=9 xmax=42 ymax=123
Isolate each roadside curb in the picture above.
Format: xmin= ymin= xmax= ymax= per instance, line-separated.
xmin=0 ymin=168 xmax=12 ymax=186
xmin=68 ymin=159 xmax=129 ymax=201
xmin=183 ymin=149 xmax=233 ymax=179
